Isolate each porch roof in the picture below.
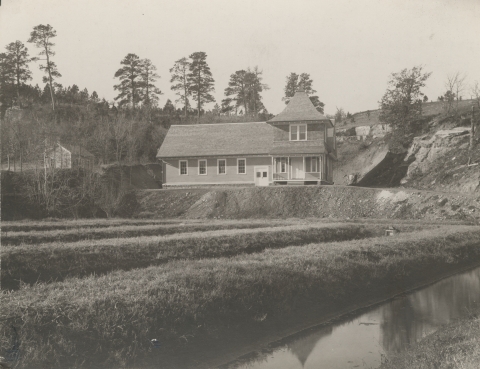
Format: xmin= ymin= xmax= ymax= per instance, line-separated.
xmin=269 ymin=142 xmax=326 ymax=155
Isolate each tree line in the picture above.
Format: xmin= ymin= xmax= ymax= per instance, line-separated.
xmin=0 ymin=23 xmax=330 ymax=170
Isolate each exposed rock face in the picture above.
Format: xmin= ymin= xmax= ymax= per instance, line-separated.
xmin=401 ymin=128 xmax=471 ymax=184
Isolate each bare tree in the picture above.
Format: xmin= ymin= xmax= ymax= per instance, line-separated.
xmin=444 ymin=72 xmax=467 ymax=114
xmin=471 ymin=81 xmax=480 ymax=109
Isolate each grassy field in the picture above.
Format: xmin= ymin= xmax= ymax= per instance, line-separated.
xmin=1 ymin=219 xmax=480 ymax=369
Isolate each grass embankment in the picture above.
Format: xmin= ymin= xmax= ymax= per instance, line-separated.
xmin=0 ymin=218 xmax=182 ymax=233
xmin=382 ymin=306 xmax=480 ymax=369
xmin=1 ymin=220 xmax=293 ymax=245
xmin=1 ymin=226 xmax=479 ymax=368
xmin=2 ymin=223 xmax=387 ymax=288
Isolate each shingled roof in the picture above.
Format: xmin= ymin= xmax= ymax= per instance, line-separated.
xmin=268 ymin=88 xmax=329 ymax=123
xmin=157 ymin=122 xmax=274 ymax=158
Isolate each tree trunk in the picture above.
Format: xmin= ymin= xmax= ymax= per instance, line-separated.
xmin=44 ymin=46 xmax=55 ymax=111
xmin=471 ymin=106 xmax=476 ymax=151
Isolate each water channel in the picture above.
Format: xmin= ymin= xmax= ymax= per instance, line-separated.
xmin=224 ymin=265 xmax=480 ymax=369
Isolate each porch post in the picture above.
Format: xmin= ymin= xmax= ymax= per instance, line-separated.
xmin=303 ymin=156 xmax=305 ymax=179
xmin=272 ymin=157 xmax=275 ymax=181
xmin=288 ymin=157 xmax=290 ymax=180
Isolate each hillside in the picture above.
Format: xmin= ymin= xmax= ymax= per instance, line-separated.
xmin=338 ymin=99 xmax=476 ymax=129
xmin=134 ymin=186 xmax=480 ymax=222
xmin=334 ymin=99 xmax=479 ymax=192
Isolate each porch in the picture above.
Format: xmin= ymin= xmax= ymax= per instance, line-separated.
xmin=272 ymin=156 xmax=325 ymax=183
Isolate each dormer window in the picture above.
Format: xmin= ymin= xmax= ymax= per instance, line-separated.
xmin=290 ymin=124 xmax=307 ymax=141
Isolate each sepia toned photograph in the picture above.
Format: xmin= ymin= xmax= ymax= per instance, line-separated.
xmin=1 ymin=0 xmax=480 ymax=368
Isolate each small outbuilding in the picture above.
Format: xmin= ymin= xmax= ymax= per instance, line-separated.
xmin=46 ymin=143 xmax=95 ymax=171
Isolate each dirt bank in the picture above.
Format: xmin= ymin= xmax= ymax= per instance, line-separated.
xmin=135 ymin=186 xmax=480 ymax=221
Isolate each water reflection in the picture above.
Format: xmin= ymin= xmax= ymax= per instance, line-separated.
xmin=231 ymin=266 xmax=480 ymax=369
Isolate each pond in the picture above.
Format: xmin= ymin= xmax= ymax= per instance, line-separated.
xmin=224 ymin=265 xmax=480 ymax=369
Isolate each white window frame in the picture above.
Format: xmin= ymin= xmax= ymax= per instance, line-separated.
xmin=290 ymin=124 xmax=307 ymax=141
xmin=198 ymin=159 xmax=207 ymax=175
xmin=237 ymin=158 xmax=246 ymax=174
xmin=179 ymin=160 xmax=188 ymax=175
xmin=217 ymin=159 xmax=227 ymax=175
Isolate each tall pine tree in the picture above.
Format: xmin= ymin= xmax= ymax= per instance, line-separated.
xmin=28 ymin=24 xmax=61 ymax=111
xmin=139 ymin=58 xmax=162 ymax=107
xmin=113 ymin=53 xmax=143 ymax=108
xmin=170 ymin=57 xmax=191 ymax=117
xmin=0 ymin=52 xmax=15 ymax=113
xmin=188 ymin=52 xmax=215 ymax=119
xmin=5 ymin=41 xmax=32 ymax=106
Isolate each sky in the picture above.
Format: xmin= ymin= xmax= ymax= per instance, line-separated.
xmin=1 ymin=0 xmax=479 ymax=115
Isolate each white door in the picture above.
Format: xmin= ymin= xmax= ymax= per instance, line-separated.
xmin=254 ymin=166 xmax=269 ymax=186
xmin=290 ymin=157 xmax=304 ymax=179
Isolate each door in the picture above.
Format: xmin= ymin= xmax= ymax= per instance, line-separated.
xmin=290 ymin=157 xmax=304 ymax=179
xmin=254 ymin=166 xmax=269 ymax=186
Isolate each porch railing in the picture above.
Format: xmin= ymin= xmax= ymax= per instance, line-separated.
xmin=273 ymin=172 xmax=321 ymax=181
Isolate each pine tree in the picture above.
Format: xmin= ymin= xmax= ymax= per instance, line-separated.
xmin=246 ymin=66 xmax=268 ymax=114
xmin=224 ymin=70 xmax=249 ymax=114
xmin=90 ymin=91 xmax=99 ymax=102
xmin=170 ymin=57 xmax=191 ymax=117
xmin=139 ymin=58 xmax=162 ymax=106
xmin=113 ymin=53 xmax=143 ymax=108
xmin=163 ymin=99 xmax=175 ymax=115
xmin=5 ymin=41 xmax=32 ymax=105
xmin=0 ymin=52 xmax=15 ymax=112
xmin=188 ymin=52 xmax=215 ymax=119
xmin=28 ymin=24 xmax=61 ymax=111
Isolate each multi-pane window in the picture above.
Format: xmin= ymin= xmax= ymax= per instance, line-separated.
xmin=290 ymin=124 xmax=307 ymax=141
xmin=305 ymin=157 xmax=320 ymax=172
xmin=237 ymin=159 xmax=246 ymax=174
xmin=276 ymin=157 xmax=288 ymax=173
xmin=218 ymin=159 xmax=226 ymax=174
xmin=179 ymin=160 xmax=188 ymax=175
xmin=198 ymin=160 xmax=207 ymax=175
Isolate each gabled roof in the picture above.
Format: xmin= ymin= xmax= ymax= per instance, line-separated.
xmin=268 ymin=88 xmax=328 ymax=123
xmin=157 ymin=122 xmax=275 ymax=158
xmin=62 ymin=144 xmax=95 ymax=158
xmin=47 ymin=143 xmax=95 ymax=158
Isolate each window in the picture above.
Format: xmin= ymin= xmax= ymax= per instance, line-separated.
xmin=218 ymin=159 xmax=226 ymax=175
xmin=276 ymin=157 xmax=288 ymax=173
xmin=290 ymin=124 xmax=307 ymax=141
xmin=305 ymin=157 xmax=320 ymax=172
xmin=198 ymin=160 xmax=207 ymax=175
xmin=237 ymin=158 xmax=246 ymax=174
xmin=179 ymin=160 xmax=188 ymax=175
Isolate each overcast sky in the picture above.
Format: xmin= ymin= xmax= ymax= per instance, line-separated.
xmin=1 ymin=0 xmax=479 ymax=115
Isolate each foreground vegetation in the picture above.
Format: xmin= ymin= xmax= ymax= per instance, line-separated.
xmin=382 ymin=305 xmax=480 ymax=369
xmin=1 ymin=225 xmax=479 ymax=368
xmin=2 ymin=222 xmax=399 ymax=288
xmin=1 ymin=220 xmax=293 ymax=245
